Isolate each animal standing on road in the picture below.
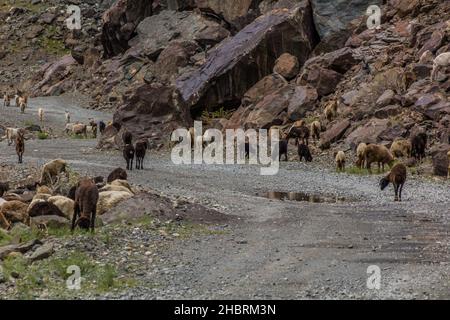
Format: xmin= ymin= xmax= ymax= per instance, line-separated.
xmin=380 ymin=163 xmax=407 ymax=201
xmin=123 ymin=144 xmax=135 ymax=171
xmin=65 ymin=111 xmax=71 ymax=124
xmin=298 ymin=143 xmax=313 ymax=162
xmin=335 ymin=151 xmax=346 ymax=172
xmin=364 ymin=144 xmax=395 ymax=173
xmin=135 ymin=139 xmax=149 ymax=170
xmin=3 ymin=94 xmax=10 ymax=107
xmin=71 ymin=178 xmax=99 ymax=232
xmin=356 ymin=143 xmax=367 ymax=169
xmin=15 ymin=131 xmax=25 ymax=164
xmin=38 ymin=108 xmax=44 ymax=122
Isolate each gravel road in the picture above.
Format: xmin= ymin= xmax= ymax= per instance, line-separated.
xmin=1 ymin=96 xmax=450 ymax=299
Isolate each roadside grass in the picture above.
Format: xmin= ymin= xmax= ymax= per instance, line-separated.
xmin=37 ymin=132 xmax=49 ymax=140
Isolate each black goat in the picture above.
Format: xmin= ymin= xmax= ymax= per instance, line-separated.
xmin=298 ymin=143 xmax=313 ymax=162
xmin=279 ymin=139 xmax=288 ymax=161
xmin=99 ymin=121 xmax=106 ymax=135
xmin=123 ymin=144 xmax=135 ymax=170
xmin=287 ymin=126 xmax=310 ymax=146
xmin=107 ymin=168 xmax=128 ymax=183
xmin=411 ymin=132 xmax=427 ymax=161
xmin=135 ymin=139 xmax=149 ymax=170
xmin=122 ymin=130 xmax=133 ymax=145
xmin=72 ymin=178 xmax=99 ymax=232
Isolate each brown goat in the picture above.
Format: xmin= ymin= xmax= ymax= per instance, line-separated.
xmin=380 ymin=163 xmax=407 ymax=201
xmin=15 ymin=131 xmax=25 ymax=164
xmin=310 ymin=121 xmax=321 ymax=142
xmin=71 ymin=178 xmax=99 ymax=232
xmin=123 ymin=144 xmax=135 ymax=170
xmin=364 ymin=144 xmax=395 ymax=173
xmin=107 ymin=168 xmax=128 ymax=183
xmin=0 ymin=182 xmax=9 ymax=197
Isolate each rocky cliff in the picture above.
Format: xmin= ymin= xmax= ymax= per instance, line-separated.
xmin=1 ymin=0 xmax=450 ymax=169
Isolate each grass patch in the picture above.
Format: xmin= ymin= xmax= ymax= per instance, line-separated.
xmin=38 ymin=36 xmax=69 ymax=56
xmin=37 ymin=132 xmax=49 ymax=140
xmin=344 ymin=166 xmax=371 ymax=175
xmin=0 ymin=0 xmax=48 ymax=13
xmin=24 ymin=120 xmax=35 ymax=127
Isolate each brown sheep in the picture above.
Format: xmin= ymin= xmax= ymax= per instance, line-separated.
xmin=287 ymin=125 xmax=310 ymax=146
xmin=356 ymin=143 xmax=367 ymax=169
xmin=364 ymin=144 xmax=395 ymax=173
xmin=107 ymin=168 xmax=127 ymax=183
xmin=0 ymin=182 xmax=9 ymax=197
xmin=335 ymin=151 xmax=346 ymax=172
xmin=324 ymin=100 xmax=338 ymax=122
xmin=71 ymin=178 xmax=99 ymax=232
xmin=72 ymin=123 xmax=87 ymax=138
xmin=15 ymin=131 xmax=25 ymax=164
xmin=310 ymin=121 xmax=321 ymax=142
xmin=380 ymin=163 xmax=407 ymax=201
xmin=40 ymin=159 xmax=67 ymax=186
xmin=390 ymin=139 xmax=412 ymax=158
xmin=3 ymin=94 xmax=10 ymax=107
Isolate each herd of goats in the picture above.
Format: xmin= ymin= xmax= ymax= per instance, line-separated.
xmin=1 ymin=84 xmax=450 ymax=232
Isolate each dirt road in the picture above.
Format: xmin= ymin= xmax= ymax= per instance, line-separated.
xmin=1 ymin=96 xmax=450 ymax=299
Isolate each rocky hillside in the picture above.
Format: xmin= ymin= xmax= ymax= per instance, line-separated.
xmin=2 ymin=0 xmax=450 ymax=172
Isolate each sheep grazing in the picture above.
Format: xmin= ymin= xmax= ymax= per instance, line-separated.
xmin=279 ymin=139 xmax=288 ymax=161
xmin=122 ymin=130 xmax=133 ymax=145
xmin=356 ymin=143 xmax=367 ymax=169
xmin=15 ymin=131 xmax=25 ymax=164
xmin=324 ymin=100 xmax=338 ymax=122
xmin=287 ymin=125 xmax=310 ymax=146
xmin=335 ymin=151 xmax=346 ymax=172
xmin=3 ymin=94 xmax=10 ymax=107
xmin=28 ymin=201 xmax=66 ymax=218
xmin=72 ymin=123 xmax=87 ymax=138
xmin=5 ymin=127 xmax=21 ymax=146
xmin=99 ymin=121 xmax=106 ymax=135
xmin=431 ymin=52 xmax=450 ymax=81
xmin=380 ymin=163 xmax=407 ymax=201
xmin=298 ymin=143 xmax=313 ymax=162
xmin=71 ymin=178 xmax=99 ymax=232
xmin=390 ymin=139 xmax=412 ymax=158
xmin=364 ymin=144 xmax=395 ymax=173
xmin=65 ymin=111 xmax=71 ymax=124
xmin=89 ymin=120 xmax=98 ymax=138
xmin=107 ymin=168 xmax=127 ymax=183
xmin=123 ymin=144 xmax=135 ymax=170
xmin=18 ymin=96 xmax=27 ymax=114
xmin=0 ymin=182 xmax=9 ymax=197
xmin=135 ymin=139 xmax=149 ymax=170
xmin=310 ymin=121 xmax=321 ymax=142
xmin=410 ymin=132 xmax=427 ymax=161
xmin=40 ymin=159 xmax=67 ymax=186
xmin=38 ymin=108 xmax=44 ymax=122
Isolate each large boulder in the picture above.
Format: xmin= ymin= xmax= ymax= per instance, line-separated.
xmin=113 ymin=84 xmax=191 ymax=143
xmin=310 ymin=0 xmax=382 ymax=39
xmin=101 ymin=0 xmax=154 ymax=58
xmin=345 ymin=119 xmax=390 ymax=149
xmin=32 ymin=55 xmax=77 ymax=96
xmin=128 ymin=10 xmax=227 ymax=60
xmin=430 ymin=144 xmax=450 ymax=177
xmin=319 ymin=119 xmax=351 ymax=149
xmin=176 ymin=2 xmax=318 ymax=113
xmin=241 ymin=73 xmax=287 ymax=107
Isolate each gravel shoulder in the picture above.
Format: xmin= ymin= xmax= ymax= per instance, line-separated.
xmin=1 ymin=97 xmax=450 ymax=299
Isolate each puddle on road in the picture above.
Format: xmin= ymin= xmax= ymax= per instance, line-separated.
xmin=257 ymin=191 xmax=353 ymax=203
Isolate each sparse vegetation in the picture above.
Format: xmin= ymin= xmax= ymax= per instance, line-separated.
xmin=37 ymin=132 xmax=49 ymax=140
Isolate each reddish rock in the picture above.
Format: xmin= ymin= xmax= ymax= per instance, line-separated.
xmin=176 ymin=2 xmax=318 ymax=112
xmin=304 ymin=67 xmax=342 ymax=97
xmin=319 ymin=119 xmax=351 ymax=149
xmin=113 ymin=84 xmax=191 ymax=143
xmin=101 ymin=0 xmax=154 ymax=58
xmin=345 ymin=119 xmax=390 ymax=149
xmin=430 ymin=144 xmax=450 ymax=177
xmin=273 ymin=53 xmax=300 ymax=80
xmin=376 ymin=89 xmax=395 ymax=108
xmin=242 ymin=74 xmax=287 ymax=107
xmin=287 ymin=85 xmax=318 ymax=121
xmin=32 ymin=55 xmax=76 ymax=95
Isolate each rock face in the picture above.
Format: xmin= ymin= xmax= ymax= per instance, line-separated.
xmin=311 ymin=0 xmax=383 ymax=39
xmin=101 ymin=0 xmax=154 ymax=58
xmin=113 ymin=84 xmax=191 ymax=142
xmin=128 ymin=10 xmax=227 ymax=60
xmin=431 ymin=144 xmax=450 ymax=177
xmin=176 ymin=2 xmax=318 ymax=113
xmin=273 ymin=53 xmax=300 ymax=80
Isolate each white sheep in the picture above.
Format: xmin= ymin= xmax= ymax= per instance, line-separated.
xmin=48 ymin=195 xmax=74 ymax=219
xmin=38 ymin=108 xmax=44 ymax=122
xmin=431 ymin=52 xmax=450 ymax=81
xmin=65 ymin=111 xmax=71 ymax=124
